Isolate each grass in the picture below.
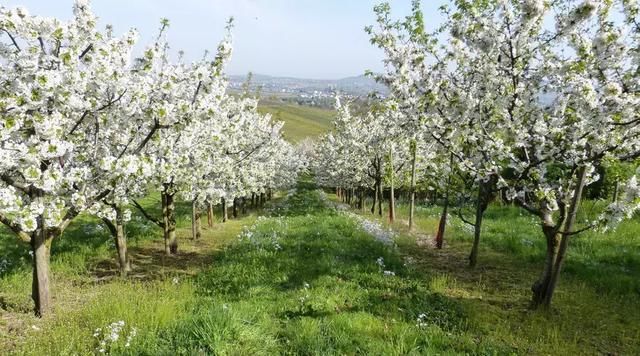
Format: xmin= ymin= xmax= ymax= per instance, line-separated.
xmin=258 ymin=102 xmax=334 ymax=142
xmin=1 ymin=183 xmax=639 ymax=354
xmin=345 ymin=196 xmax=640 ymax=354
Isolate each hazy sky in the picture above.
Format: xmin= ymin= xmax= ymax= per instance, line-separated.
xmin=2 ymin=0 xmax=446 ymax=79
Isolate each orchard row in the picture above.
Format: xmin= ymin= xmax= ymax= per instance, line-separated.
xmin=313 ymin=0 xmax=640 ymax=309
xmin=0 ymin=1 xmax=306 ymax=316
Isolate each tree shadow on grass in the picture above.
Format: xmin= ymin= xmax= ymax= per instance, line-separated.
xmin=90 ymin=245 xmax=215 ymax=282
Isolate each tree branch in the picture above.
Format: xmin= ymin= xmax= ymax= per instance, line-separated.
xmin=101 ymin=217 xmax=117 ymax=237
xmin=2 ymin=29 xmax=21 ymax=51
xmin=561 ymin=224 xmax=596 ymax=237
xmin=0 ymin=173 xmax=36 ymax=194
xmin=516 ymin=197 xmax=542 ymax=218
xmin=78 ymin=44 xmax=93 ymax=60
xmin=0 ymin=214 xmax=31 ymax=243
xmin=131 ymin=199 xmax=164 ymax=227
xmin=456 ymin=208 xmax=474 ymax=227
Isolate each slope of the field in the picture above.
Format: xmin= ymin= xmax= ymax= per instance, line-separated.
xmin=258 ymin=102 xmax=334 ymax=142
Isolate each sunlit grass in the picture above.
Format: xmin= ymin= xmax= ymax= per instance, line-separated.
xmin=258 ymin=103 xmax=334 ymax=142
xmin=1 ymin=185 xmax=639 ymax=354
xmin=345 ymin=194 xmax=640 ymax=354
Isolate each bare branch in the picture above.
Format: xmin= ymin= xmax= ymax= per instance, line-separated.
xmin=561 ymin=224 xmax=596 ymax=237
xmin=37 ymin=36 xmax=46 ymax=54
xmin=0 ymin=214 xmax=31 ymax=243
xmin=78 ymin=43 xmax=93 ymax=60
xmin=2 ymin=29 xmax=21 ymax=51
xmin=0 ymin=174 xmax=30 ymax=193
xmin=131 ymin=199 xmax=164 ymax=227
xmin=68 ymin=111 xmax=89 ymax=135
xmin=456 ymin=208 xmax=474 ymax=227
xmin=516 ymin=197 xmax=542 ymax=218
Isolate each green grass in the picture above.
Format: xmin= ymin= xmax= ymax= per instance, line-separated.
xmin=346 ymin=196 xmax=640 ymax=354
xmin=258 ymin=102 xmax=334 ymax=142
xmin=1 ymin=185 xmax=639 ymax=354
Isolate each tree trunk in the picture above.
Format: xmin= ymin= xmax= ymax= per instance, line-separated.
xmin=469 ymin=184 xmax=487 ymax=268
xmin=31 ymin=226 xmax=53 ymax=317
xmin=192 ymin=199 xmax=202 ymax=240
xmin=163 ymin=191 xmax=178 ymax=254
xmin=359 ymin=188 xmax=365 ymax=211
xmin=371 ymin=185 xmax=378 ymax=214
xmin=435 ymin=154 xmax=453 ymax=249
xmin=252 ymin=193 xmax=256 ymax=208
xmin=233 ymin=198 xmax=238 ymax=218
xmin=221 ymin=198 xmax=227 ymax=223
xmin=114 ymin=206 xmax=131 ymax=276
xmin=409 ymin=140 xmax=417 ymax=230
xmin=102 ymin=206 xmax=132 ymax=277
xmin=388 ymin=147 xmax=396 ymax=223
xmin=242 ymin=197 xmax=247 ymax=214
xmin=162 ymin=192 xmax=170 ymax=255
xmin=543 ymin=167 xmax=588 ymax=307
xmin=207 ymin=201 xmax=213 ymax=228
xmin=435 ymin=192 xmax=449 ymax=249
xmin=613 ymin=180 xmax=619 ymax=203
xmin=531 ymin=211 xmax=560 ymax=307
xmin=192 ymin=199 xmax=197 ymax=239
xmin=377 ymin=180 xmax=383 ymax=217
xmin=195 ymin=209 xmax=202 ymax=239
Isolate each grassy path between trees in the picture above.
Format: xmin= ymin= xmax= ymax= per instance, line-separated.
xmin=1 ymin=182 xmax=639 ymax=354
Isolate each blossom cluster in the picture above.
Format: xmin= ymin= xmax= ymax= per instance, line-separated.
xmin=93 ymin=320 xmax=137 ymax=353
xmin=0 ymin=0 xmax=306 ymax=239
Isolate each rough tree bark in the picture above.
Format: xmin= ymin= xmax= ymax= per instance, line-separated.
xmin=435 ymin=191 xmax=449 ymax=250
xmin=542 ymin=167 xmax=588 ymax=307
xmin=435 ymin=155 xmax=453 ymax=249
xmin=528 ymin=167 xmax=588 ymax=308
xmin=102 ymin=205 xmax=131 ymax=277
xmin=31 ymin=225 xmax=54 ymax=317
xmin=388 ymin=147 xmax=396 ymax=223
xmin=468 ymin=178 xmax=496 ymax=268
xmin=531 ymin=208 xmax=560 ymax=307
xmin=377 ymin=179 xmax=383 ymax=217
xmin=409 ymin=140 xmax=417 ymax=231
xmin=207 ymin=201 xmax=213 ymax=228
xmin=191 ymin=199 xmax=202 ymax=240
xmin=232 ymin=198 xmax=238 ymax=218
xmin=221 ymin=198 xmax=228 ymax=223
xmin=162 ymin=191 xmax=178 ymax=254
xmin=371 ymin=185 xmax=378 ymax=214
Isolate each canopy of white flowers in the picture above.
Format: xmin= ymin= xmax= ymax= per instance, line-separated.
xmin=0 ymin=0 xmax=306 ymax=238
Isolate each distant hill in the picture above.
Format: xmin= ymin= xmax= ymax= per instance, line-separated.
xmin=258 ymin=101 xmax=334 ymax=142
xmin=229 ymin=73 xmax=388 ymax=97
